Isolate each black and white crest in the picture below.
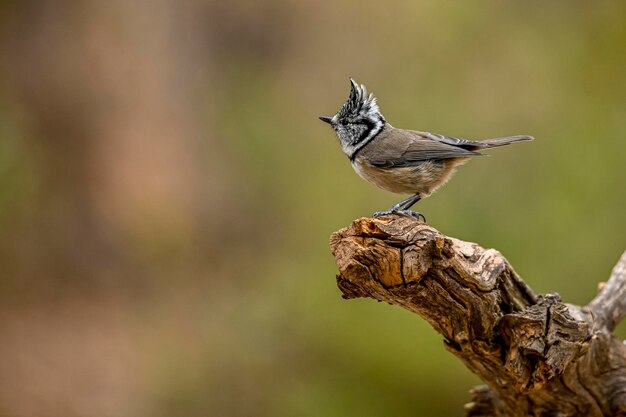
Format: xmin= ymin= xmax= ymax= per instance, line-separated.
xmin=327 ymin=79 xmax=386 ymax=160
xmin=319 ymin=79 xmax=387 ymax=159
xmin=337 ymin=78 xmax=382 ymax=122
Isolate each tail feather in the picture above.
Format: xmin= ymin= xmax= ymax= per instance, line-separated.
xmin=480 ymin=135 xmax=534 ymax=148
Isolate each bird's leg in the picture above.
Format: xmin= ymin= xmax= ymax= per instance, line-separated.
xmin=396 ymin=194 xmax=425 ymax=221
xmin=373 ymin=194 xmax=425 ymax=221
xmin=400 ymin=194 xmax=421 ymax=210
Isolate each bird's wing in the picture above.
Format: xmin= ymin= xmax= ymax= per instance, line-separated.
xmin=368 ymin=131 xmax=484 ymax=168
xmin=422 ymin=132 xmax=489 ymax=149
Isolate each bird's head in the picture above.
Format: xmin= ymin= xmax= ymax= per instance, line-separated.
xmin=319 ymin=78 xmax=386 ymax=158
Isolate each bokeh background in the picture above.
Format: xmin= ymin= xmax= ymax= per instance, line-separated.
xmin=0 ymin=1 xmax=624 ymax=416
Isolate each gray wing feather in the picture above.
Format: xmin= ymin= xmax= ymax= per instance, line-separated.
xmin=423 ymin=132 xmax=489 ymax=149
xmin=369 ymin=131 xmax=483 ymax=168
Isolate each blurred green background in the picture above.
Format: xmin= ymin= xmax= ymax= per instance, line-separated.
xmin=0 ymin=1 xmax=624 ymax=416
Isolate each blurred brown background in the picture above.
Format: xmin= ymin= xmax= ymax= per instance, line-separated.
xmin=0 ymin=1 xmax=624 ymax=416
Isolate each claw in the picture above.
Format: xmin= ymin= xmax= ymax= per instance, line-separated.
xmin=373 ymin=194 xmax=425 ymax=221
xmin=372 ymin=210 xmax=392 ymax=218
xmin=397 ymin=210 xmax=426 ymax=222
xmin=372 ymin=209 xmax=426 ymax=222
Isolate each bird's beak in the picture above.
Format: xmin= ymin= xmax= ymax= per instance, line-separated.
xmin=319 ymin=116 xmax=333 ymax=125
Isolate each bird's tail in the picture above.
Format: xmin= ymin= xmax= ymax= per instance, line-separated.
xmin=479 ymin=135 xmax=534 ymax=148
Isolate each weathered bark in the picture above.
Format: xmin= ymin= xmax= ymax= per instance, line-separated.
xmin=329 ymin=215 xmax=626 ymax=417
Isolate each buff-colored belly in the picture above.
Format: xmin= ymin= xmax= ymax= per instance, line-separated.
xmin=351 ymin=157 xmax=469 ymax=197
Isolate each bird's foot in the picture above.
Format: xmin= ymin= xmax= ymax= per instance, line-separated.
xmin=372 ymin=210 xmax=393 ymax=218
xmin=396 ymin=209 xmax=426 ymax=222
xmin=372 ymin=209 xmax=426 ymax=222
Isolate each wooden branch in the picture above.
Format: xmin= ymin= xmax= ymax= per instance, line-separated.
xmin=329 ymin=216 xmax=626 ymax=417
xmin=587 ymin=251 xmax=626 ymax=332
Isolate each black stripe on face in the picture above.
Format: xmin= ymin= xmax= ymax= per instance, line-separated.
xmin=349 ymin=119 xmax=385 ymax=161
xmin=356 ymin=119 xmax=376 ymax=144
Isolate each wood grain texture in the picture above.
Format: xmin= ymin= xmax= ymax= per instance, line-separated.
xmin=329 ymin=215 xmax=626 ymax=417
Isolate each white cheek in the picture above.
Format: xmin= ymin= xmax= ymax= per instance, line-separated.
xmin=341 ymin=143 xmax=356 ymax=157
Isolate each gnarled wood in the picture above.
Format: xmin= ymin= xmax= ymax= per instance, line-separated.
xmin=330 ymin=216 xmax=626 ymax=417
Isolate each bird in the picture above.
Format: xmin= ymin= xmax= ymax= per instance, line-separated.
xmin=319 ymin=78 xmax=533 ymax=220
